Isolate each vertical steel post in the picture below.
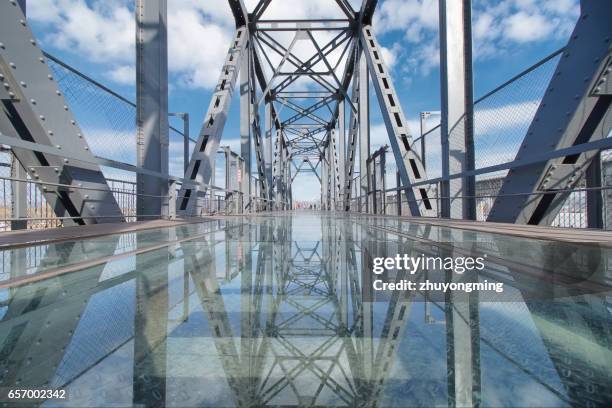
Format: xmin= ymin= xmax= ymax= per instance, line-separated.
xmin=136 ymin=0 xmax=169 ymax=220
xmin=439 ymin=0 xmax=475 ymax=220
xmin=338 ymin=100 xmax=346 ymax=209
xmin=10 ymin=154 xmax=27 ymax=230
xmin=240 ymin=44 xmax=251 ymax=212
xmin=358 ymin=52 xmax=370 ymax=213
xmin=586 ymin=152 xmax=603 ymax=229
xmin=183 ymin=114 xmax=189 ymax=174
xmin=265 ymin=102 xmax=273 ymax=202
xmin=10 ymin=1 xmax=26 ymax=230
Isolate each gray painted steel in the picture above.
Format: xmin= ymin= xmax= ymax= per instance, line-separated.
xmin=360 ymin=26 xmax=435 ymax=217
xmin=240 ymin=45 xmax=252 ymax=211
xmin=0 ymin=1 xmax=123 ymax=225
xmin=343 ymin=50 xmax=362 ymax=211
xmin=439 ymin=0 xmax=476 ymax=220
xmin=487 ymin=0 xmax=612 ymax=225
xmin=177 ymin=28 xmax=248 ymax=216
xmin=136 ymin=0 xmax=169 ymax=220
xmin=358 ymin=51 xmax=370 ymax=213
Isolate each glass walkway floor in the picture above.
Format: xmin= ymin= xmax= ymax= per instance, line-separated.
xmin=0 ymin=212 xmax=610 ymax=407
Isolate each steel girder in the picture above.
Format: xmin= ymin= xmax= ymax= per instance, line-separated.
xmin=136 ymin=0 xmax=169 ymax=220
xmin=360 ymin=26 xmax=435 ymax=217
xmin=177 ymin=28 xmax=248 ymax=216
xmin=487 ymin=0 xmax=612 ymax=225
xmin=0 ymin=1 xmax=123 ymax=225
xmin=342 ymin=48 xmax=362 ymax=211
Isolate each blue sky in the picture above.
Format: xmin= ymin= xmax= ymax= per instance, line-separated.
xmin=27 ymin=0 xmax=579 ymax=201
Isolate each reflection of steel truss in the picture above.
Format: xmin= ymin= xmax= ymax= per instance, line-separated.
xmin=1 ymin=217 xmax=610 ymax=406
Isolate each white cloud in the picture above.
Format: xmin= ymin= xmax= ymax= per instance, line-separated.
xmin=372 ymin=0 xmax=579 ymax=77
xmin=504 ymin=12 xmax=553 ymax=43
xmin=106 ymin=65 xmax=135 ymax=85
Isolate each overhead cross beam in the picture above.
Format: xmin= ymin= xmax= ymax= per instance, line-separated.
xmin=193 ymin=0 xmax=431 ymax=213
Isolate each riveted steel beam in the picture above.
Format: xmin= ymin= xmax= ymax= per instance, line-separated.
xmin=361 ymin=25 xmax=435 ymax=216
xmin=177 ymin=28 xmax=248 ymax=216
xmin=0 ymin=1 xmax=123 ymax=225
xmin=487 ymin=1 xmax=612 ymax=225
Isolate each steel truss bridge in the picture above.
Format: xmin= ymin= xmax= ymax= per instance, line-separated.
xmin=0 ymin=0 xmax=610 ymax=228
xmin=0 ymin=1 xmax=611 ymax=407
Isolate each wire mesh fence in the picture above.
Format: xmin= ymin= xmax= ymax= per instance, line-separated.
xmin=389 ymin=47 xmax=610 ymax=229
xmin=46 ymin=53 xmax=138 ymax=166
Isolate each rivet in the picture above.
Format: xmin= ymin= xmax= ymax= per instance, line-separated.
xmin=63 ymin=158 xmax=69 ymax=163
xmin=39 ymin=115 xmax=45 ymax=120
xmin=70 ymin=120 xmax=75 ymax=125
xmin=84 ymin=195 xmax=89 ymax=199
xmin=30 ymin=39 xmax=36 ymax=45
xmin=20 ymin=19 xmax=26 ymax=26
xmin=84 ymin=146 xmax=89 ymax=150
xmin=0 ymin=43 xmax=4 ymax=49
xmin=8 ymin=91 xmax=15 ymax=98
xmin=30 ymin=167 xmax=35 ymax=171
xmin=56 ymin=90 xmax=61 ymax=96
xmin=19 ymin=81 xmax=26 ymax=87
xmin=63 ymin=105 xmax=69 ymax=110
xmin=9 ymin=62 xmax=16 ymax=68
xmin=55 ymin=145 xmax=61 ymax=149
xmin=3 ymin=82 xmax=8 ymax=88
xmin=48 ymin=74 xmax=53 ymax=80
xmin=0 ymin=74 xmax=3 ymax=80
xmin=30 ymin=98 xmax=36 ymax=104
xmin=48 ymin=130 xmax=53 ymax=136
xmin=39 ymin=57 xmax=44 ymax=62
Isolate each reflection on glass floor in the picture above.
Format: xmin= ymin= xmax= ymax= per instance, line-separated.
xmin=0 ymin=213 xmax=611 ymax=407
